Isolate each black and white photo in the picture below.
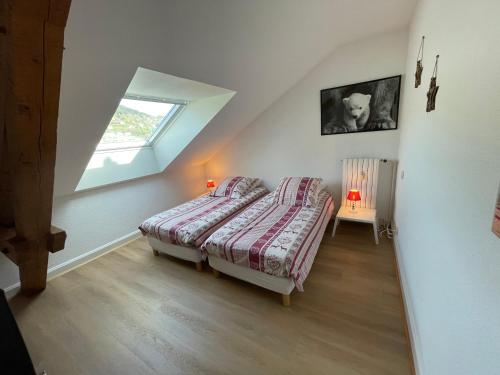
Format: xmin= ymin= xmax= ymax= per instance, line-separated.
xmin=321 ymin=75 xmax=401 ymax=135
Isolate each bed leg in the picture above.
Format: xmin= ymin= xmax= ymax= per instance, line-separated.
xmin=281 ymin=294 xmax=291 ymax=307
xmin=195 ymin=262 xmax=203 ymax=272
xmin=212 ymin=269 xmax=221 ymax=278
xmin=153 ymin=249 xmax=160 ymax=256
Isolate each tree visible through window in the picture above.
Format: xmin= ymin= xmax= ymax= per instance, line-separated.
xmin=97 ymin=97 xmax=182 ymax=151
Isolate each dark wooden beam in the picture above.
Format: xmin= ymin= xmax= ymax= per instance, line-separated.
xmin=47 ymin=226 xmax=67 ymax=253
xmin=0 ymin=0 xmax=13 ymax=230
xmin=0 ymin=0 xmax=71 ymax=294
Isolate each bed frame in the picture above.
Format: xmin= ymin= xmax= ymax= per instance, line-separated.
xmin=208 ymin=256 xmax=295 ymax=306
xmin=147 ymin=236 xmax=203 ymax=271
xmin=147 ymin=235 xmax=297 ymax=306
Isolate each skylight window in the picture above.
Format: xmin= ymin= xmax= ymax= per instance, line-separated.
xmin=77 ymin=67 xmax=236 ymax=192
xmin=96 ymin=96 xmax=183 ymax=151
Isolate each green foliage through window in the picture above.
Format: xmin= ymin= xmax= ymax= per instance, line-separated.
xmin=97 ymin=98 xmax=181 ymax=151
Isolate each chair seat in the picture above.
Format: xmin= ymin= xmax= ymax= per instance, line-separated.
xmin=336 ymin=206 xmax=376 ymax=223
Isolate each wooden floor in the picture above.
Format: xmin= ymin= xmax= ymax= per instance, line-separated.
xmin=9 ymin=222 xmax=411 ymax=375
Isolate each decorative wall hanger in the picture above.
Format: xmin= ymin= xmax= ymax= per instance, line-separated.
xmin=415 ymin=36 xmax=425 ymax=88
xmin=426 ymin=55 xmax=440 ymax=112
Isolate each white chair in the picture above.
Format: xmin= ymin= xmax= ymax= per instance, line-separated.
xmin=332 ymin=158 xmax=380 ymax=244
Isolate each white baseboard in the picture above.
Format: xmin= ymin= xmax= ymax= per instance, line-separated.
xmin=393 ymin=233 xmax=423 ymax=375
xmin=4 ymin=230 xmax=142 ymax=298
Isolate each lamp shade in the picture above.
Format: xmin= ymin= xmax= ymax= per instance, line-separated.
xmin=206 ymin=179 xmax=215 ymax=188
xmin=347 ymin=189 xmax=361 ymax=201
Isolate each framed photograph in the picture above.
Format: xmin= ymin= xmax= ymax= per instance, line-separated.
xmin=321 ymin=75 xmax=401 ymax=135
xmin=493 ymin=183 xmax=500 ymax=238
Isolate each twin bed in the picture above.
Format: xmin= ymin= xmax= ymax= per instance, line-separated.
xmin=139 ymin=176 xmax=334 ymax=306
xmin=139 ymin=184 xmax=267 ymax=270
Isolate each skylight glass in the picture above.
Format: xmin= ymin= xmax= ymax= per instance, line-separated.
xmin=96 ymin=97 xmax=181 ymax=151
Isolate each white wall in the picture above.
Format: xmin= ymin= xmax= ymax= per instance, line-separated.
xmin=0 ymin=166 xmax=205 ymax=290
xmin=55 ymin=0 xmax=415 ymax=196
xmin=206 ymin=30 xmax=408 ymax=218
xmin=394 ymin=0 xmax=500 ymax=374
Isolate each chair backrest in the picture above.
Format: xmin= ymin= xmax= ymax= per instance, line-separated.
xmin=341 ymin=158 xmax=380 ymax=209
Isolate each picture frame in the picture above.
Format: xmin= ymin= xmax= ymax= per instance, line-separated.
xmin=320 ymin=75 xmax=402 ymax=135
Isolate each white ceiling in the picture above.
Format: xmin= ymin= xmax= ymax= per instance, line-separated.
xmin=55 ymin=0 xmax=416 ymax=196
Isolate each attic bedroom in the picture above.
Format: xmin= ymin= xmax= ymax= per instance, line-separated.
xmin=0 ymin=1 xmax=499 ymax=375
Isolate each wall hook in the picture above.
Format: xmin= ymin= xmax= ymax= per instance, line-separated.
xmin=426 ymin=55 xmax=440 ymax=112
xmin=415 ymin=36 xmax=425 ymax=88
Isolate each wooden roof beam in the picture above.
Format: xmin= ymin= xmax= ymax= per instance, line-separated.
xmin=0 ymin=0 xmax=71 ymax=294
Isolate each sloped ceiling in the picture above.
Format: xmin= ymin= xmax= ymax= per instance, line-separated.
xmin=55 ymin=0 xmax=416 ymax=196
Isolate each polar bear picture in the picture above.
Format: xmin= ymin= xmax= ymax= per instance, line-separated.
xmin=342 ymin=93 xmax=371 ymax=131
xmin=321 ymin=75 xmax=401 ymax=135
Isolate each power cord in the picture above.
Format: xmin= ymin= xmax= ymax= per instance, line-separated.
xmin=378 ymin=223 xmax=395 ymax=239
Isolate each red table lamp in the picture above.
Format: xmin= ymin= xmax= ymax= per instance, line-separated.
xmin=347 ymin=189 xmax=361 ymax=212
xmin=206 ymin=179 xmax=215 ymax=191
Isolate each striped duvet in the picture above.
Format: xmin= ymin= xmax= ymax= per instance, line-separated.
xmin=202 ymin=190 xmax=334 ymax=291
xmin=139 ymin=187 xmax=268 ymax=248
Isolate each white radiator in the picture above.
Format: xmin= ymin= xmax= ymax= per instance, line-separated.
xmin=341 ymin=158 xmax=397 ymax=226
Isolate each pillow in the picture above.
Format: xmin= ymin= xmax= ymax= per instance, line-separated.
xmin=230 ymin=178 xmax=262 ymax=199
xmin=272 ymin=177 xmax=323 ymax=207
xmin=210 ymin=177 xmax=260 ymax=199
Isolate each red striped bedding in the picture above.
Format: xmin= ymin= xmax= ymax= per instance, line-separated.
xmin=202 ymin=190 xmax=334 ymax=291
xmin=139 ymin=187 xmax=268 ymax=248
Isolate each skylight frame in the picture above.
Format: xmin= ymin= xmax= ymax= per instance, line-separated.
xmin=95 ymin=95 xmax=187 ymax=152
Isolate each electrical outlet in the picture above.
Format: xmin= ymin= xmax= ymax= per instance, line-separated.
xmin=400 ymin=170 xmax=405 ymax=179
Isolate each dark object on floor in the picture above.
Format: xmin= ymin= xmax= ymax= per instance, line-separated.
xmin=0 ymin=289 xmax=36 ymax=375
